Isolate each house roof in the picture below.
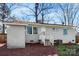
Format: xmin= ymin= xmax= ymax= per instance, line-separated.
xmin=3 ymin=20 xmax=76 ymax=28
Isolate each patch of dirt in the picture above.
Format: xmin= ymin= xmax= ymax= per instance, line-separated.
xmin=0 ymin=43 xmax=58 ymax=56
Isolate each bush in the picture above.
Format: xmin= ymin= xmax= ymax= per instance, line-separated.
xmin=57 ymin=44 xmax=79 ymax=56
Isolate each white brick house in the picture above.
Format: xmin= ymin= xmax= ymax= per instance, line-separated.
xmin=3 ymin=21 xmax=76 ymax=48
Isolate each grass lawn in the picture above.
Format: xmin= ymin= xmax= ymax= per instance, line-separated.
xmin=55 ymin=44 xmax=79 ymax=56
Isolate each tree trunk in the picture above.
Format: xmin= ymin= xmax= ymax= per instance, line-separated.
xmin=2 ymin=24 xmax=5 ymax=34
xmin=63 ymin=13 xmax=66 ymax=25
xmin=2 ymin=3 xmax=6 ymax=34
xmin=2 ymin=14 xmax=5 ymax=34
xmin=41 ymin=13 xmax=44 ymax=23
xmin=35 ymin=3 xmax=39 ymax=23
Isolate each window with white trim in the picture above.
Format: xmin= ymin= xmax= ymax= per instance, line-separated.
xmin=27 ymin=26 xmax=38 ymax=34
xmin=27 ymin=26 xmax=32 ymax=34
xmin=63 ymin=29 xmax=68 ymax=35
xmin=33 ymin=27 xmax=38 ymax=34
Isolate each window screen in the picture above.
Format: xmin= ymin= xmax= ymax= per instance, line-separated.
xmin=27 ymin=26 xmax=32 ymax=34
xmin=33 ymin=27 xmax=38 ymax=34
xmin=63 ymin=29 xmax=68 ymax=35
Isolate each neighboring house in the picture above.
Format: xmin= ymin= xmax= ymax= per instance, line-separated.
xmin=3 ymin=21 xmax=76 ymax=48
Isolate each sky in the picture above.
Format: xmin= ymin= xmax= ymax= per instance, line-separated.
xmin=0 ymin=3 xmax=79 ymax=32
xmin=10 ymin=4 xmax=61 ymax=23
xmin=10 ymin=4 xmax=35 ymax=21
xmin=6 ymin=3 xmax=79 ymax=26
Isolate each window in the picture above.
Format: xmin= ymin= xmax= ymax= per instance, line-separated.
xmin=27 ymin=26 xmax=38 ymax=34
xmin=63 ymin=29 xmax=68 ymax=35
xmin=27 ymin=26 xmax=32 ymax=34
xmin=33 ymin=27 xmax=38 ymax=34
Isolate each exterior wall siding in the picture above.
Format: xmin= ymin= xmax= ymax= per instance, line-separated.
xmin=45 ymin=27 xmax=76 ymax=44
xmin=25 ymin=34 xmax=39 ymax=43
xmin=25 ymin=26 xmax=76 ymax=44
xmin=25 ymin=27 xmax=39 ymax=43
xmin=7 ymin=26 xmax=25 ymax=48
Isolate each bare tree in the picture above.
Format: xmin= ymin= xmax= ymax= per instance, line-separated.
xmin=18 ymin=3 xmax=54 ymax=23
xmin=0 ymin=3 xmax=18 ymax=33
xmin=54 ymin=10 xmax=65 ymax=25
xmin=0 ymin=3 xmax=10 ymax=34
xmin=58 ymin=3 xmax=79 ymax=25
xmin=17 ymin=3 xmax=39 ymax=22
xmin=20 ymin=10 xmax=35 ymax=21
xmin=37 ymin=3 xmax=55 ymax=23
xmin=35 ymin=3 xmax=39 ymax=23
